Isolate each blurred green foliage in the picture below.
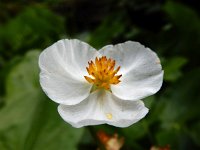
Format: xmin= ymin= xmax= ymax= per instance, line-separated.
xmin=0 ymin=0 xmax=200 ymax=150
xmin=0 ymin=51 xmax=84 ymax=150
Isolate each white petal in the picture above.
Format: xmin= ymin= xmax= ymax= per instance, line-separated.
xmin=99 ymin=41 xmax=163 ymax=100
xmin=58 ymin=90 xmax=148 ymax=128
xmin=39 ymin=39 xmax=99 ymax=81
xmin=39 ymin=39 xmax=99 ymax=105
xmin=40 ymin=72 xmax=92 ymax=105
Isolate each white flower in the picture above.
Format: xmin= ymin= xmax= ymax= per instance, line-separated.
xmin=39 ymin=39 xmax=163 ymax=128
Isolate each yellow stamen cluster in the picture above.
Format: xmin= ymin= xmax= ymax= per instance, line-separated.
xmin=84 ymin=56 xmax=122 ymax=91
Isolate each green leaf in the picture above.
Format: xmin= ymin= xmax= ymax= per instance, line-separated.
xmin=143 ymin=96 xmax=155 ymax=109
xmin=88 ymin=13 xmax=127 ymax=48
xmin=164 ymin=1 xmax=200 ymax=33
xmin=156 ymin=128 xmax=180 ymax=146
xmin=162 ymin=57 xmax=188 ymax=82
xmin=122 ymin=120 xmax=148 ymax=140
xmin=187 ymin=121 xmax=200 ymax=146
xmin=0 ymin=5 xmax=65 ymax=53
xmin=0 ymin=50 xmax=84 ymax=150
xmin=160 ymin=68 xmax=200 ymax=124
xmin=163 ymin=1 xmax=200 ymax=58
xmin=155 ymin=68 xmax=200 ymax=147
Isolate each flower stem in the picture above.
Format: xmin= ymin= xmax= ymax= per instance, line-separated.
xmin=86 ymin=126 xmax=106 ymax=150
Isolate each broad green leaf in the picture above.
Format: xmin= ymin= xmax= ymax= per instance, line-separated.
xmin=0 ymin=5 xmax=65 ymax=53
xmin=122 ymin=120 xmax=148 ymax=140
xmin=162 ymin=57 xmax=187 ymax=82
xmin=0 ymin=50 xmax=84 ymax=150
xmin=187 ymin=121 xmax=200 ymax=146
xmin=88 ymin=13 xmax=127 ymax=48
xmin=143 ymin=96 xmax=155 ymax=109
xmin=164 ymin=1 xmax=200 ymax=32
xmin=0 ymin=5 xmax=65 ymax=100
xmin=156 ymin=129 xmax=179 ymax=147
xmin=163 ymin=1 xmax=200 ymax=58
xmin=155 ymin=68 xmax=200 ymax=148
xmin=160 ymin=68 xmax=200 ymax=124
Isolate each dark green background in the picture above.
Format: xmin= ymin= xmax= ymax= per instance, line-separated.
xmin=0 ymin=0 xmax=200 ymax=150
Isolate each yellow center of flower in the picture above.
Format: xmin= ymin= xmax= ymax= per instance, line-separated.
xmin=84 ymin=56 xmax=122 ymax=91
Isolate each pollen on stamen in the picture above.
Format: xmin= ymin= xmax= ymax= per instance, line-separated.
xmin=84 ymin=56 xmax=122 ymax=91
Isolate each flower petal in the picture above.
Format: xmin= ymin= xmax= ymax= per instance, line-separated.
xmin=99 ymin=41 xmax=163 ymax=100
xmin=39 ymin=39 xmax=99 ymax=105
xmin=58 ymin=90 xmax=148 ymax=128
xmin=39 ymin=39 xmax=99 ymax=81
xmin=40 ymin=72 xmax=92 ymax=105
